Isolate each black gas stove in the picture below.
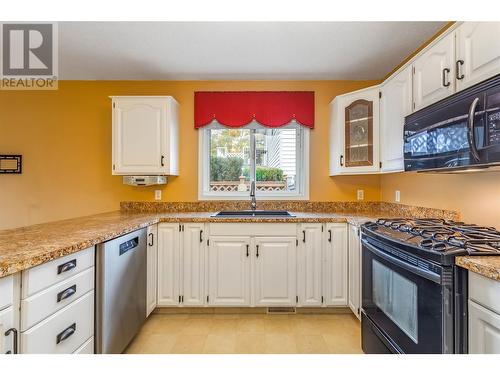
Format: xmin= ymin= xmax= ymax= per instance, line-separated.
xmin=362 ymin=218 xmax=500 ymax=266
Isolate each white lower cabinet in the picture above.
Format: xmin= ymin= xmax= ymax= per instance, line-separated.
xmin=468 ymin=272 xmax=500 ymax=353
xmin=157 ymin=223 xmax=181 ymax=306
xmin=324 ymin=223 xmax=348 ymax=306
xmin=208 ymin=237 xmax=251 ymax=306
xmin=254 ymin=237 xmax=297 ymax=307
xmin=182 ymin=224 xmax=206 ymax=306
xmin=347 ymin=224 xmax=362 ymax=319
xmin=20 ymin=291 xmax=94 ymax=354
xmin=146 ymin=224 xmax=158 ymax=316
xmin=297 ymin=224 xmax=323 ymax=306
xmin=0 ymin=306 xmax=18 ymax=354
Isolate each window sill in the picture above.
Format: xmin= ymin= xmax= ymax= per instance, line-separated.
xmin=198 ymin=192 xmax=309 ymax=201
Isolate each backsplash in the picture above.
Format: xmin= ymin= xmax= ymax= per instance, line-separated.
xmin=120 ymin=201 xmax=460 ymax=221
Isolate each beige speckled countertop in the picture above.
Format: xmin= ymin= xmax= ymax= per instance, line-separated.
xmin=0 ymin=210 xmax=375 ymax=278
xmin=456 ymin=256 xmax=500 ymax=282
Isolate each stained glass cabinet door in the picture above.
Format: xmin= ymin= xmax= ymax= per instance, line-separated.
xmin=344 ymin=99 xmax=374 ymax=167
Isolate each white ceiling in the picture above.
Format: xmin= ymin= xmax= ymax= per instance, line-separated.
xmin=58 ymin=22 xmax=446 ymax=80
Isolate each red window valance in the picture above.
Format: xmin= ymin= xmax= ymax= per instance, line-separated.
xmin=194 ymin=91 xmax=314 ymax=129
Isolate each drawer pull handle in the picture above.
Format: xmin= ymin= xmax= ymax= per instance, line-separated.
xmin=328 ymin=229 xmax=332 ymax=242
xmin=148 ymin=232 xmax=154 ymax=246
xmin=57 ymin=259 xmax=77 ymax=274
xmin=4 ymin=328 xmax=18 ymax=354
xmin=199 ymin=230 xmax=203 ymax=243
xmin=57 ymin=285 xmax=77 ymax=302
xmin=56 ymin=323 xmax=76 ymax=344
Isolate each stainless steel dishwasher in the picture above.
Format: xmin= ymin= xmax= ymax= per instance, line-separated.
xmin=95 ymin=227 xmax=147 ymax=354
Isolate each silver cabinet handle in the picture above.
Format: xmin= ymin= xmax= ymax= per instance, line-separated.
xmin=442 ymin=68 xmax=451 ymax=87
xmin=57 ymin=284 xmax=77 ymax=302
xmin=328 ymin=229 xmax=332 ymax=242
xmin=256 ymin=245 xmax=259 ymax=258
xmin=57 ymin=259 xmax=77 ymax=274
xmin=148 ymin=232 xmax=154 ymax=246
xmin=56 ymin=323 xmax=76 ymax=344
xmin=161 ymin=155 xmax=165 ymax=167
xmin=4 ymin=328 xmax=18 ymax=354
xmin=199 ymin=230 xmax=203 ymax=243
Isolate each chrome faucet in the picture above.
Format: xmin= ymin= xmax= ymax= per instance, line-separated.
xmin=250 ymin=181 xmax=257 ymax=211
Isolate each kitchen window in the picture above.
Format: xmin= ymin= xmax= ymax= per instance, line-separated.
xmin=199 ymin=121 xmax=309 ymax=200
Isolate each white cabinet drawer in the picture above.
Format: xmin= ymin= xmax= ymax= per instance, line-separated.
xmin=20 ymin=291 xmax=94 ymax=354
xmin=0 ymin=275 xmax=14 ymax=310
xmin=209 ymin=223 xmax=297 ymax=236
xmin=22 ymin=246 xmax=94 ymax=298
xmin=21 ymin=267 xmax=94 ymax=331
xmin=469 ymin=272 xmax=500 ymax=315
xmin=74 ymin=337 xmax=94 ymax=354
xmin=0 ymin=306 xmax=16 ymax=354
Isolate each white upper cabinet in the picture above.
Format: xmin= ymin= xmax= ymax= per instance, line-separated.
xmin=111 ymin=96 xmax=179 ymax=176
xmin=208 ymin=236 xmax=251 ymax=306
xmin=157 ymin=223 xmax=181 ymax=306
xmin=380 ymin=66 xmax=412 ymax=173
xmin=329 ymin=86 xmax=380 ymax=175
xmin=413 ymin=32 xmax=455 ymax=111
xmin=254 ymin=237 xmax=297 ymax=307
xmin=181 ymin=224 xmax=206 ymax=306
xmin=324 ymin=223 xmax=348 ymax=306
xmin=456 ymin=22 xmax=500 ymax=92
xmin=297 ymin=224 xmax=323 ymax=307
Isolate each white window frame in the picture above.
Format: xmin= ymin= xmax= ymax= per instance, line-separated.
xmin=198 ymin=122 xmax=309 ymax=200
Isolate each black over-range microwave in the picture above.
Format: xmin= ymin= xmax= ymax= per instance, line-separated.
xmin=404 ymin=74 xmax=500 ymax=172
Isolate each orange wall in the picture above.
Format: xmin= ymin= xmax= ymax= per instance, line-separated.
xmin=381 ymin=171 xmax=500 ymax=228
xmin=0 ymin=80 xmax=380 ymax=230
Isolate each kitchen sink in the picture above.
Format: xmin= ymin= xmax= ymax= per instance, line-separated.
xmin=212 ymin=210 xmax=295 ymax=217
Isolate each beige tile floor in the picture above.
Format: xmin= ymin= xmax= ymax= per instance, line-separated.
xmin=125 ymin=313 xmax=363 ymax=354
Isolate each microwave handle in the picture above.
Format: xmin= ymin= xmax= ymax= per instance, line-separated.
xmin=362 ymin=238 xmax=441 ymax=284
xmin=467 ymin=97 xmax=481 ymax=162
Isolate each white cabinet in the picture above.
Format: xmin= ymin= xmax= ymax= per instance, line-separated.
xmin=330 ymin=86 xmax=380 ymax=175
xmin=181 ymin=224 xmax=206 ymax=306
xmin=146 ymin=225 xmax=158 ymax=316
xmin=468 ymin=271 xmax=500 ymax=353
xmin=111 ymin=96 xmax=179 ymax=176
xmin=469 ymin=300 xmax=500 ymax=354
xmin=0 ymin=274 xmax=20 ymax=355
xmin=297 ymin=224 xmax=323 ymax=306
xmin=0 ymin=307 xmax=17 ymax=354
xmin=254 ymin=237 xmax=297 ymax=307
xmin=380 ymin=66 xmax=412 ymax=173
xmin=208 ymin=237 xmax=251 ymax=306
xmin=413 ymin=32 xmax=455 ymax=111
xmin=324 ymin=223 xmax=348 ymax=306
xmin=157 ymin=223 xmax=181 ymax=306
xmin=347 ymin=224 xmax=362 ymax=319
xmin=456 ymin=22 xmax=500 ymax=91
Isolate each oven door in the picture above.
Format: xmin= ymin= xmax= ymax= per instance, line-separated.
xmin=361 ymin=238 xmax=449 ymax=354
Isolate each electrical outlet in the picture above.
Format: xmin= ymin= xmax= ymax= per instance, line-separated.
xmin=357 ymin=189 xmax=364 ymax=201
xmin=395 ymin=190 xmax=401 ymax=202
xmin=155 ymin=190 xmax=162 ymax=201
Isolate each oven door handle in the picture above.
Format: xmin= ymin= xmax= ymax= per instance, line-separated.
xmin=362 ymin=239 xmax=441 ymax=284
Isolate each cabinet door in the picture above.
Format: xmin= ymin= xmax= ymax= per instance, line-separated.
xmin=297 ymin=224 xmax=322 ymax=306
xmin=324 ymin=224 xmax=348 ymax=306
xmin=157 ymin=223 xmax=180 ymax=306
xmin=254 ymin=237 xmax=297 ymax=306
xmin=146 ymin=225 xmax=158 ymax=316
xmin=469 ymin=300 xmax=500 ymax=354
xmin=208 ymin=237 xmax=251 ymax=306
xmin=456 ymin=22 xmax=500 ymax=92
xmin=112 ymin=98 xmax=167 ymax=175
xmin=380 ymin=66 xmax=412 ymax=173
xmin=348 ymin=225 xmax=361 ymax=319
xmin=0 ymin=307 xmax=17 ymax=354
xmin=182 ymin=224 xmax=206 ymax=306
xmin=413 ymin=33 xmax=455 ymax=111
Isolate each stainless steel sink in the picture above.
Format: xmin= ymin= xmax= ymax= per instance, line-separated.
xmin=212 ymin=210 xmax=295 ymax=217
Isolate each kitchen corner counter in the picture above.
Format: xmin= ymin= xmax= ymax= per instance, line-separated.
xmin=456 ymin=256 xmax=500 ymax=282
xmin=0 ymin=210 xmax=375 ymax=278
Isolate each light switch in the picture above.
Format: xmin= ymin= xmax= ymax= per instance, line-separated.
xmin=395 ymin=190 xmax=401 ymax=202
xmin=155 ymin=190 xmax=162 ymax=200
xmin=357 ymin=189 xmax=364 ymax=201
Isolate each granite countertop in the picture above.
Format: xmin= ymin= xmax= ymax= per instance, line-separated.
xmin=456 ymin=256 xmax=500 ymax=282
xmin=0 ymin=210 xmax=376 ymax=278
